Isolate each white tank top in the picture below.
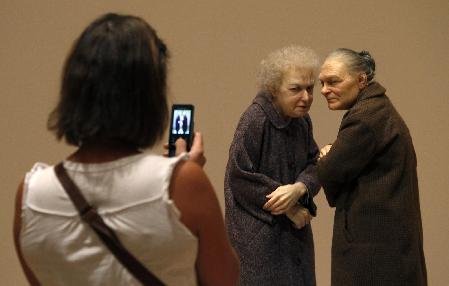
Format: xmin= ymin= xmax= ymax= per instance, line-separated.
xmin=20 ymin=153 xmax=198 ymax=286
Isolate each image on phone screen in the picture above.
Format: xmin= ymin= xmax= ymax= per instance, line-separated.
xmin=168 ymin=104 xmax=194 ymax=157
xmin=172 ymin=109 xmax=192 ymax=135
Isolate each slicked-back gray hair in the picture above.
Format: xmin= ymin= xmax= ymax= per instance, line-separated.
xmin=326 ymin=48 xmax=376 ymax=83
xmin=257 ymin=46 xmax=319 ymax=92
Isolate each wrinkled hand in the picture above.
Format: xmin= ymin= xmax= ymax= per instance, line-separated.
xmin=286 ymin=204 xmax=312 ymax=229
xmin=263 ymin=182 xmax=307 ymax=215
xmin=319 ymin=144 xmax=332 ymax=160
xmin=163 ymin=132 xmax=206 ymax=167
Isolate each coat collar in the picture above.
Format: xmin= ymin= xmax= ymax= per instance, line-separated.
xmin=354 ymin=81 xmax=386 ymax=104
xmin=253 ymin=91 xmax=292 ymax=129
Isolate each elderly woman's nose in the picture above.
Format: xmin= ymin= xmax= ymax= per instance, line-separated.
xmin=321 ymin=85 xmax=330 ymax=95
xmin=300 ymin=90 xmax=312 ymax=100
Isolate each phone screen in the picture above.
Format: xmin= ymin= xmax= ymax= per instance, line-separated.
xmin=168 ymin=104 xmax=194 ymax=157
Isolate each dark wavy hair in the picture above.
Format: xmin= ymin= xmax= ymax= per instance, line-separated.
xmin=48 ymin=13 xmax=169 ymax=148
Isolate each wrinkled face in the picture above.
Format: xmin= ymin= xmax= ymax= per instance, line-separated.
xmin=319 ymin=59 xmax=364 ymax=110
xmin=272 ymin=68 xmax=315 ymax=118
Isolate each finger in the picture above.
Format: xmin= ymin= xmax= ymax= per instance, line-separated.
xmin=268 ymin=197 xmax=285 ymax=211
xmin=175 ymin=138 xmax=187 ymax=155
xmin=264 ymin=190 xmax=279 ymax=209
xmin=189 ymin=132 xmax=207 ymax=166
xmin=270 ymin=201 xmax=290 ymax=213
xmin=191 ymin=132 xmax=203 ymax=152
xmin=265 ymin=186 xmax=283 ymax=201
xmin=265 ymin=197 xmax=285 ymax=211
xmin=263 ymin=197 xmax=276 ymax=210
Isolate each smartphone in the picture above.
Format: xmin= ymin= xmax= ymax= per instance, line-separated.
xmin=168 ymin=104 xmax=195 ymax=157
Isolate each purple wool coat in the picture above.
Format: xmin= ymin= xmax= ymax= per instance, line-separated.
xmin=225 ymin=92 xmax=320 ymax=286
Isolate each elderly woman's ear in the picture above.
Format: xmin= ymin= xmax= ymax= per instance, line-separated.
xmin=358 ymin=73 xmax=368 ymax=89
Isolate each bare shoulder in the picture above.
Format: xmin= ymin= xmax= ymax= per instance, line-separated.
xmin=14 ymin=179 xmax=41 ymax=286
xmin=171 ymin=160 xmax=211 ymax=191
xmin=14 ymin=179 xmax=25 ymax=233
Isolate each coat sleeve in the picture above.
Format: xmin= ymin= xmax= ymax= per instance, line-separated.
xmin=226 ymin=108 xmax=281 ymax=225
xmin=296 ymin=114 xmax=321 ymax=197
xmin=317 ymin=117 xmax=377 ymax=207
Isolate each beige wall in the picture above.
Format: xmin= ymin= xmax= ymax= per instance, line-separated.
xmin=1 ymin=0 xmax=448 ymax=284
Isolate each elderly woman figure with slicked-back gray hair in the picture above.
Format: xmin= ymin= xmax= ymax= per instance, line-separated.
xmin=318 ymin=48 xmax=427 ymax=286
xmin=225 ymin=46 xmax=321 ymax=285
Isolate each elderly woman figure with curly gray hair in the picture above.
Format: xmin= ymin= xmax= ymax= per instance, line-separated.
xmin=318 ymin=49 xmax=427 ymax=286
xmin=224 ymin=46 xmax=321 ymax=286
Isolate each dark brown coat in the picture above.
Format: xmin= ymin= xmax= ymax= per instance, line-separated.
xmin=317 ymin=82 xmax=427 ymax=286
xmin=225 ymin=92 xmax=320 ymax=286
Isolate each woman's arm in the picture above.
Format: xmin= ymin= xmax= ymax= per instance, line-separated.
xmin=13 ymin=180 xmax=41 ymax=286
xmin=317 ymin=118 xmax=377 ymax=206
xmin=170 ymin=161 xmax=240 ymax=286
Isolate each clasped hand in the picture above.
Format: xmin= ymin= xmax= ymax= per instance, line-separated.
xmin=263 ymin=183 xmax=307 ymax=215
xmin=318 ymin=144 xmax=332 ymax=160
xmin=286 ymin=205 xmax=312 ymax=229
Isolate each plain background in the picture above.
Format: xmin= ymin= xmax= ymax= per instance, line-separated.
xmin=1 ymin=0 xmax=448 ymax=285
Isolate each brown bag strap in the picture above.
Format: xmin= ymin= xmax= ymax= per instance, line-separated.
xmin=54 ymin=162 xmax=165 ymax=286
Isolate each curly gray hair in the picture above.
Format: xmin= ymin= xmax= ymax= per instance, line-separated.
xmin=257 ymin=46 xmax=319 ymax=92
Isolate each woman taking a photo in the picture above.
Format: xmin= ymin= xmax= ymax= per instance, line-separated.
xmin=14 ymin=13 xmax=239 ymax=286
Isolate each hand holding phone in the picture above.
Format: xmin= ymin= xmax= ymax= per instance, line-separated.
xmin=168 ymin=104 xmax=194 ymax=157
